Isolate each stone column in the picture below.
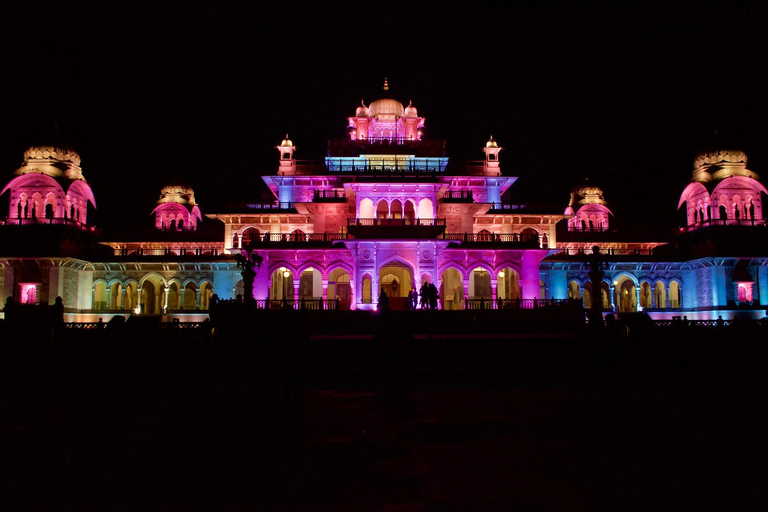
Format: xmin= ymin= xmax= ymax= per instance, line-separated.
xmin=163 ymin=285 xmax=169 ymax=313
xmin=463 ymin=279 xmax=470 ymax=308
xmin=195 ymin=289 xmax=201 ymax=310
xmin=106 ymin=287 xmax=112 ymax=310
xmin=635 ymin=287 xmax=641 ymax=312
xmin=154 ymin=288 xmax=162 ymax=314
xmin=121 ymin=288 xmax=127 ymax=310
xmin=137 ymin=287 xmax=143 ymax=313
xmin=609 ymin=284 xmax=615 ymax=310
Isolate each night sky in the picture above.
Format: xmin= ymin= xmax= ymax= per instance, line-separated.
xmin=1 ymin=2 xmax=767 ymax=235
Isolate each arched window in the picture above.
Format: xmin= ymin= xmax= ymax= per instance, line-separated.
xmin=242 ymin=227 xmax=259 ymax=245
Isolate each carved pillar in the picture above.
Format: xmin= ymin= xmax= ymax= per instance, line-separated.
xmin=293 ymin=279 xmax=300 ymax=300
xmin=609 ymin=284 xmax=615 ymax=310
xmin=635 ymin=287 xmax=641 ymax=312
xmin=491 ymin=279 xmax=498 ymax=302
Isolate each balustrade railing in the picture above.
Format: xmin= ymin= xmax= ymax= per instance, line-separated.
xmin=442 ymin=232 xmax=540 ymax=244
xmin=349 ymin=218 xmax=446 ymax=227
xmin=464 ymin=298 xmax=571 ymax=310
xmin=241 ymin=232 xmax=348 ymax=245
xmin=551 ymin=248 xmax=654 ymax=257
xmin=3 ymin=217 xmax=95 ymax=230
xmin=313 ymin=189 xmax=346 ymax=201
xmin=442 ymin=190 xmax=474 ymax=202
xmin=680 ymin=218 xmax=767 ymax=232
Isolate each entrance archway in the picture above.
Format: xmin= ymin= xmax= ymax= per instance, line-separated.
xmin=497 ymin=268 xmax=521 ymax=302
xmin=469 ymin=268 xmax=492 ymax=299
xmin=328 ymin=268 xmax=352 ymax=310
xmin=270 ymin=268 xmax=294 ymax=300
xmin=614 ymin=276 xmax=637 ymax=313
xmin=379 ymin=262 xmax=412 ymax=309
xmin=440 ymin=268 xmax=464 ymax=310
xmin=299 ymin=268 xmax=322 ymax=299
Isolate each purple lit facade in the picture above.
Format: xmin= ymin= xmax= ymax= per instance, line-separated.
xmin=1 ymin=83 xmax=768 ymax=320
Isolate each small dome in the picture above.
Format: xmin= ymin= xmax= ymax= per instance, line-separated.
xmin=693 ymin=149 xmax=747 ymax=169
xmin=23 ymin=145 xmax=81 ymax=166
xmin=280 ymin=134 xmax=293 ymax=147
xmin=486 ymin=136 xmax=498 ymax=148
xmin=356 ymin=100 xmax=370 ymax=117
xmin=404 ymin=100 xmax=418 ymax=117
xmin=16 ymin=144 xmax=85 ymax=181
xmin=569 ymin=181 xmax=607 ymax=207
xmin=158 ymin=184 xmax=196 ymax=206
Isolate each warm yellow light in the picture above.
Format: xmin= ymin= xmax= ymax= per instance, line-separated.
xmin=283 ymin=270 xmax=291 ymax=278
xmin=474 ymin=267 xmax=485 ymax=273
xmin=498 ymin=271 xmax=505 ymax=278
xmin=613 ymin=280 xmax=618 ymax=286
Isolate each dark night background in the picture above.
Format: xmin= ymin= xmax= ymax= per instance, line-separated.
xmin=1 ymin=2 xmax=767 ymax=235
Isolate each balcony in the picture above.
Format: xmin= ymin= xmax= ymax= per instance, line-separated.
xmin=347 ymin=218 xmax=446 ymax=239
xmin=2 ymin=216 xmax=96 ymax=231
xmin=313 ymin=189 xmax=347 ymax=202
xmin=327 ymin=138 xmax=446 ymax=157
xmin=441 ymin=190 xmax=474 ymax=203
xmin=441 ymin=232 xmax=542 ymax=247
xmin=679 ymin=218 xmax=768 ymax=232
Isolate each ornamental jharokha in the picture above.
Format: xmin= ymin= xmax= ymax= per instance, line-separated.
xmin=1 ymin=81 xmax=767 ymax=320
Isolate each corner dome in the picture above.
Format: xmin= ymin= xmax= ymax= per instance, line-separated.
xmin=356 ymin=101 xmax=370 ymax=117
xmin=569 ymin=181 xmax=607 ymax=207
xmin=279 ymin=134 xmax=294 ymax=147
xmin=16 ymin=144 xmax=85 ymax=181
xmin=157 ymin=184 xmax=197 ymax=206
xmin=404 ymin=100 xmax=418 ymax=118
xmin=691 ymin=149 xmax=758 ymax=183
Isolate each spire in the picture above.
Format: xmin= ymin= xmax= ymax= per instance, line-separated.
xmin=383 ymin=77 xmax=389 ymax=91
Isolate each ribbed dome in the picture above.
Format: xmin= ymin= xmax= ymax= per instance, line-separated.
xmin=569 ymin=181 xmax=607 ymax=207
xmin=23 ymin=145 xmax=81 ymax=166
xmin=16 ymin=144 xmax=85 ymax=181
xmin=158 ymin=185 xmax=196 ymax=206
xmin=693 ymin=149 xmax=747 ymax=169
xmin=369 ymin=98 xmax=404 ymax=118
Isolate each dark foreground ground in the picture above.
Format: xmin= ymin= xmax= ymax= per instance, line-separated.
xmin=1 ymin=313 xmax=766 ymax=511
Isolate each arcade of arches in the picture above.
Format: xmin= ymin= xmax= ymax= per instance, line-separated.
xmin=569 ymin=278 xmax=681 ymax=311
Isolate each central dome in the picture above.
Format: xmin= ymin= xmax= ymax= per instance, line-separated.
xmin=369 ymin=98 xmax=404 ymax=118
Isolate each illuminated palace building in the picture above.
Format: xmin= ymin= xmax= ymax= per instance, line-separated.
xmin=2 ymin=83 xmax=768 ymax=321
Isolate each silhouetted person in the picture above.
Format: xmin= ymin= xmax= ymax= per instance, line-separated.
xmin=406 ymin=287 xmax=417 ymax=310
xmin=419 ymin=282 xmax=428 ymax=309
xmin=428 ymin=283 xmax=439 ymax=310
xmin=378 ymin=289 xmax=389 ymax=311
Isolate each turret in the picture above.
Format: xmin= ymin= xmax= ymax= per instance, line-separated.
xmin=482 ymin=136 xmax=502 ymax=177
xmin=151 ymin=183 xmax=202 ymax=231
xmin=1 ymin=144 xmax=96 ymax=227
xmin=276 ymin=134 xmax=297 ymax=175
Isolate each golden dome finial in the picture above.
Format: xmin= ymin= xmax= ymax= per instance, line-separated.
xmin=383 ymin=77 xmax=389 ymax=91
